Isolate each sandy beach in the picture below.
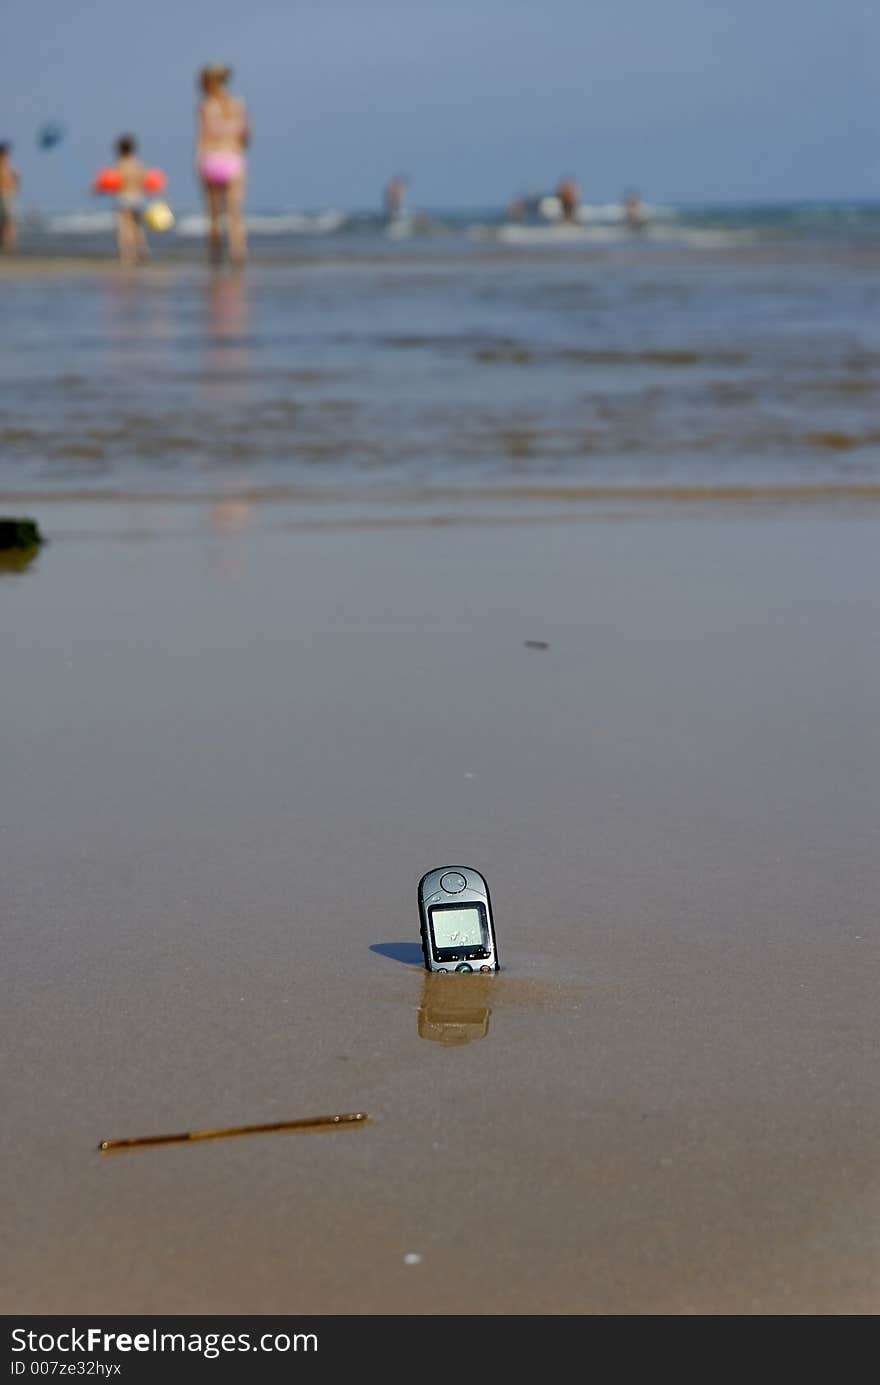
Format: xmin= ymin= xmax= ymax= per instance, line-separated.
xmin=5 ymin=0 xmax=880 ymax=1325
xmin=3 ymin=499 xmax=877 ymax=1314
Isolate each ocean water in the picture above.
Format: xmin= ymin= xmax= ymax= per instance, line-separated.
xmin=24 ymin=198 xmax=880 ymax=252
xmin=3 ymin=201 xmax=880 ymax=506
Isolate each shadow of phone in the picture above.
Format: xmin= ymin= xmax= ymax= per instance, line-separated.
xmin=370 ymin=942 xmax=424 ymax=966
xmin=417 ymin=973 xmax=493 ymax=1045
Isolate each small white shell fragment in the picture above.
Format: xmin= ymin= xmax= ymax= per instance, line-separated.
xmin=403 ymin=1253 xmax=423 ymax=1265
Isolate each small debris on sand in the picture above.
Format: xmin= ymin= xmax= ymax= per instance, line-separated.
xmin=0 ymin=517 xmax=45 ymax=551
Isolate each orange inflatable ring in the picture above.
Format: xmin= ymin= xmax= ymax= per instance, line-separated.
xmin=143 ymin=168 xmax=167 ymax=194
xmin=93 ymin=168 xmax=123 ymax=194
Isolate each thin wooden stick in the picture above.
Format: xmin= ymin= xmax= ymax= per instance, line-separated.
xmin=98 ymin=1111 xmax=368 ymax=1152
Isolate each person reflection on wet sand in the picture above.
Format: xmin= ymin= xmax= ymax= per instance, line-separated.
xmin=202 ymin=273 xmax=254 ymax=580
xmin=204 ymin=271 xmax=250 ymax=384
xmin=206 ymin=270 xmax=249 ymax=348
xmin=418 ymin=973 xmax=493 ymax=1045
xmin=207 ymin=494 xmax=254 ymax=583
xmin=101 ymin=269 xmax=173 ymax=347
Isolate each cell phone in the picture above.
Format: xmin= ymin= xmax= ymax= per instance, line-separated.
xmin=418 ymin=866 xmax=500 ymax=973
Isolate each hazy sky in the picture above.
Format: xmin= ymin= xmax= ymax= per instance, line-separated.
xmin=2 ymin=0 xmax=877 ymax=208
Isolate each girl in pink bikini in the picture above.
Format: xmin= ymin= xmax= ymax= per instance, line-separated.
xmin=196 ymin=64 xmax=250 ymax=265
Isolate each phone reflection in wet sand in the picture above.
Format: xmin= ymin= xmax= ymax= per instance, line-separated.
xmin=418 ymin=973 xmax=493 ymax=1045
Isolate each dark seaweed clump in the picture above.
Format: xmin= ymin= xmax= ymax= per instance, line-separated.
xmin=0 ymin=517 xmax=45 ymax=551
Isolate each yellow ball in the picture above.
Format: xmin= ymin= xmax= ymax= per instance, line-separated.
xmin=144 ymin=200 xmax=175 ymax=233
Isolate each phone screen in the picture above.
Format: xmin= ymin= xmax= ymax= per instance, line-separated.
xmin=431 ymin=906 xmax=485 ymax=949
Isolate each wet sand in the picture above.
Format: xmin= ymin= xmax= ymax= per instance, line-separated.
xmin=6 ymin=254 xmax=880 ymax=501
xmin=2 ymin=503 xmax=878 ymax=1314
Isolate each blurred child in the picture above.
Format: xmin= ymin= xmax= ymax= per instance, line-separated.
xmin=557 ymin=176 xmax=580 ymax=223
xmin=113 ymin=135 xmax=149 ymax=265
xmin=0 ymin=143 xmax=20 ymax=251
xmin=623 ymin=187 xmax=646 ymax=233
